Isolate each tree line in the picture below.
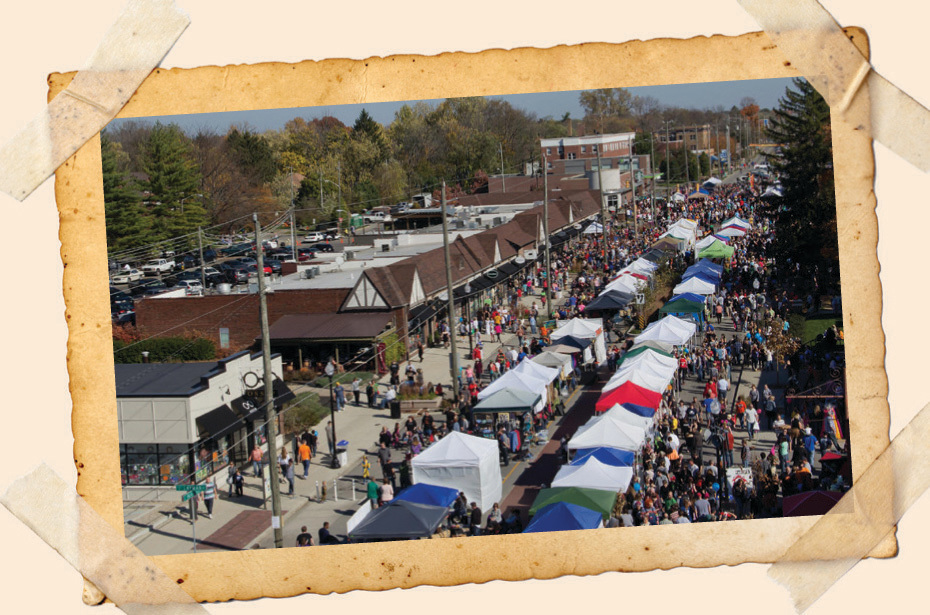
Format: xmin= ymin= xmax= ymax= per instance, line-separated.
xmin=102 ymin=89 xmax=771 ymax=252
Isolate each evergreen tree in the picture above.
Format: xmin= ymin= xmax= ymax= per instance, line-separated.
xmin=764 ymin=78 xmax=837 ymax=291
xmin=101 ymin=134 xmax=148 ymax=252
xmin=139 ymin=123 xmax=207 ymax=241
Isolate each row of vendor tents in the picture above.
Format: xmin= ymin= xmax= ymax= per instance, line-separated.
xmin=511 ymin=215 xmax=752 ymax=531
xmin=347 ymin=314 xmax=616 ymax=540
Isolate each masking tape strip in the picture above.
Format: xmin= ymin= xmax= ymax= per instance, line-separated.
xmin=739 ymin=0 xmax=930 ymax=173
xmin=1 ymin=464 xmax=207 ymax=614
xmin=0 ymin=0 xmax=189 ymax=201
xmin=767 ymin=401 xmax=930 ymax=612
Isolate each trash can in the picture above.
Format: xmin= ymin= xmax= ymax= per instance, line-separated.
xmin=390 ymin=400 xmax=402 ymax=419
xmin=336 ymin=440 xmax=349 ymax=468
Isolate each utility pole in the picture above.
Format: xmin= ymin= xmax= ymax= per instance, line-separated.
xmin=649 ymin=133 xmax=656 ymax=224
xmin=542 ymin=153 xmax=552 ymax=310
xmin=664 ymin=119 xmax=674 ymax=199
xmin=683 ymin=128 xmax=690 ymax=190
xmin=628 ymin=143 xmax=638 ymax=240
xmin=254 ymin=213 xmax=284 ymax=549
xmin=319 ymin=167 xmax=324 ymax=221
xmin=595 ymin=145 xmax=609 ymax=258
xmin=727 ymin=118 xmax=733 ymax=175
xmin=289 ymin=208 xmax=297 ymax=262
xmin=197 ymin=226 xmax=206 ymax=292
xmin=499 ymin=142 xmax=506 ymax=193
xmin=440 ymin=182 xmax=460 ymax=404
xmin=336 ymin=160 xmax=342 ymax=238
xmin=715 ymin=124 xmax=721 ymax=176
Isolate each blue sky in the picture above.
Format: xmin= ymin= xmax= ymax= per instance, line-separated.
xmin=109 ymin=78 xmax=794 ymax=134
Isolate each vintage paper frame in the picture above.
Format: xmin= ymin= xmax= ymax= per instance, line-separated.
xmin=54 ymin=29 xmax=892 ymax=603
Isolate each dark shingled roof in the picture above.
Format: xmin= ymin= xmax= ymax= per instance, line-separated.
xmin=268 ymin=312 xmax=391 ymax=341
xmin=115 ymin=362 xmax=220 ymax=397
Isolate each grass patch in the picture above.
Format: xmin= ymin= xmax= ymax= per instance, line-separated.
xmin=310 ymin=371 xmax=376 ymax=388
xmin=281 ymin=392 xmax=330 ymax=435
xmin=788 ymin=313 xmax=844 ymax=347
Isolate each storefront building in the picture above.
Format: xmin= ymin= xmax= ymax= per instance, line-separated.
xmin=116 ymin=351 xmax=294 ymax=498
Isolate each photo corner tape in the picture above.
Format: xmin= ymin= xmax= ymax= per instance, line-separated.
xmin=1 ymin=464 xmax=208 ymax=614
xmin=0 ymin=0 xmax=189 ymax=201
xmin=738 ymin=0 xmax=930 ymax=173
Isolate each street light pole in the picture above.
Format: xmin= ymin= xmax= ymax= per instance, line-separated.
xmin=464 ymin=283 xmax=473 ymax=357
xmin=325 ymin=360 xmax=339 ymax=468
xmin=253 ymin=213 xmax=284 ymax=549
xmin=649 ymin=132 xmax=656 ymax=224
xmin=542 ymin=153 xmax=552 ymax=311
xmin=440 ymin=181 xmax=460 ymax=404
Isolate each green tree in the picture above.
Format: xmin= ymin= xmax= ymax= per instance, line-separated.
xmin=139 ymin=123 xmax=207 ymax=241
xmin=227 ymin=128 xmax=276 ymax=183
xmin=101 ymin=133 xmax=148 ymax=252
xmin=579 ymin=88 xmax=632 ymax=133
xmin=764 ymin=78 xmax=837 ymax=291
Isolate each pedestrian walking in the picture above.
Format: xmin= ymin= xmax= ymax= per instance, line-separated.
xmin=233 ymin=469 xmax=244 ymax=497
xmin=200 ymin=476 xmax=216 ymax=518
xmin=250 ymin=444 xmax=263 ymax=477
xmin=285 ymin=458 xmax=295 ymax=495
xmin=334 ymin=381 xmax=346 ymax=412
xmin=298 ymin=439 xmax=311 ymax=478
xmin=352 ymin=377 xmax=362 ymax=406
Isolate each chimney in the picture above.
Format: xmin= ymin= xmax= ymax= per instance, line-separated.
xmin=141 ymin=351 xmax=150 ymax=364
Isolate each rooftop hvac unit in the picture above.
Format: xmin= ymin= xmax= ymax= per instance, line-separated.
xmin=524 ymin=249 xmax=538 ymax=260
xmin=382 ymin=243 xmax=391 ymax=252
xmin=345 ymin=251 xmax=355 ymax=261
xmin=304 ymin=268 xmax=315 ymax=279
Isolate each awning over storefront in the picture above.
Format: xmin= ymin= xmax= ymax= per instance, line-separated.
xmin=267 ymin=312 xmax=391 ymax=343
xmin=195 ymin=404 xmax=242 ymax=440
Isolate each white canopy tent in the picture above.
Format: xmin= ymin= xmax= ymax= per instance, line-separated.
xmin=511 ymin=359 xmax=560 ymax=385
xmin=628 ymin=340 xmax=675 ymax=355
xmin=721 ymin=216 xmax=751 ymax=230
xmin=620 ymin=348 xmax=680 ymax=373
xmin=603 ymin=361 xmax=675 ymax=394
xmin=673 ymin=276 xmax=716 ymax=295
xmin=568 ymin=414 xmax=647 ymax=451
xmin=583 ymin=222 xmax=604 ymax=235
xmin=634 ymin=315 xmax=697 ymax=346
xmin=603 ymin=404 xmax=656 ymax=433
xmin=716 ymin=225 xmax=746 ymax=238
xmin=532 ymin=351 xmax=574 ymax=379
xmin=551 ymin=318 xmax=607 ymax=364
xmin=476 ymin=369 xmax=549 ymax=404
xmin=411 ymin=432 xmax=502 ymax=512
xmin=551 ymin=456 xmax=634 ymax=492
xmin=695 ymin=235 xmax=719 ymax=251
xmin=670 ymin=192 xmax=686 ymax=202
xmin=703 ymin=177 xmax=723 ymax=188
xmin=660 ymin=226 xmax=695 ymax=242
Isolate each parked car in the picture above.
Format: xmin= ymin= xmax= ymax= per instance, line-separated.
xmin=110 ymin=286 xmax=133 ymax=304
xmin=218 ymin=262 xmax=249 ymax=284
xmin=309 ymin=242 xmax=335 ymax=253
xmin=130 ymin=278 xmax=168 ymax=297
xmin=201 ymin=248 xmax=218 ymax=263
xmin=174 ymin=254 xmax=199 ymax=271
xmin=174 ymin=280 xmax=204 ymax=295
xmin=245 ymin=263 xmax=272 ymax=276
xmin=142 ymin=258 xmax=175 ymax=275
xmin=111 ymin=300 xmax=135 ymax=324
xmin=112 ymin=268 xmax=144 ymax=284
xmin=303 ymin=232 xmax=325 ymax=242
xmin=264 ymin=259 xmax=283 ymax=274
xmin=220 ymin=243 xmax=252 ymax=257
xmin=233 ymin=256 xmax=257 ymax=267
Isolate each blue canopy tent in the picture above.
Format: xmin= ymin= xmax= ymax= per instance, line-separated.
xmin=393 ymin=482 xmax=459 ymax=508
xmin=523 ymin=502 xmax=604 ymax=534
xmin=348 ymin=499 xmax=450 ymax=542
xmin=670 ymin=292 xmax=709 ymax=304
xmin=694 ymin=258 xmax=724 ymax=274
xmin=614 ymin=402 xmax=656 ymax=418
xmin=682 ymin=270 xmax=719 ymax=286
xmin=571 ymin=446 xmax=635 ymax=467
xmin=685 ymin=262 xmax=723 ymax=278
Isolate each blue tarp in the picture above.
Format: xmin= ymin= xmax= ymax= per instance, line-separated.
xmin=571 ymin=446 xmax=635 ymax=467
xmin=523 ymin=502 xmax=603 ymax=533
xmin=393 ymin=482 xmax=459 ymax=508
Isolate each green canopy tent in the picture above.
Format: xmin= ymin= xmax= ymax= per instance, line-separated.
xmin=529 ymin=486 xmax=617 ymax=521
xmin=659 ymin=298 xmax=706 ymax=323
xmin=697 ymin=240 xmax=735 ymax=260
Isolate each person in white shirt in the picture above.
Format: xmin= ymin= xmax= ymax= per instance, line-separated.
xmin=744 ymin=405 xmax=759 ymax=440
